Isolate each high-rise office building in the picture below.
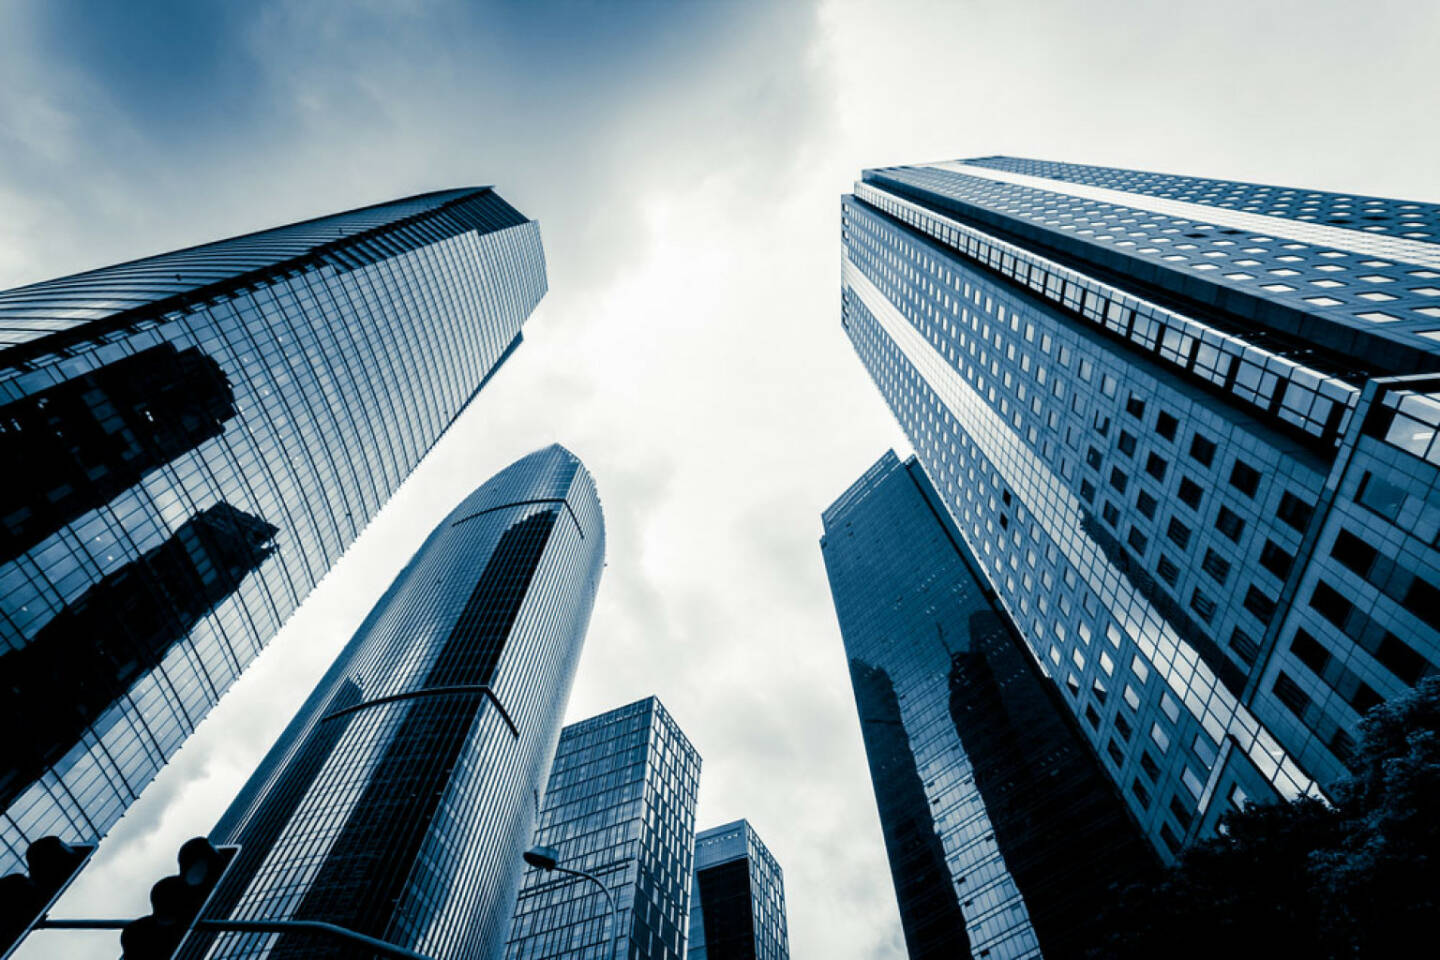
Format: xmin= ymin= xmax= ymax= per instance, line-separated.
xmin=839 ymin=157 xmax=1440 ymax=861
xmin=0 ymin=187 xmax=546 ymax=872
xmin=177 ymin=444 xmax=604 ymax=960
xmin=821 ymin=452 xmax=1155 ymax=959
xmin=507 ymin=697 xmax=700 ymax=960
xmin=687 ymin=819 xmax=788 ymax=960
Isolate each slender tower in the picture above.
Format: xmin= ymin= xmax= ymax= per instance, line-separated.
xmin=687 ymin=820 xmax=789 ymax=960
xmin=179 ymin=445 xmax=604 ymax=960
xmin=0 ymin=188 xmax=546 ymax=872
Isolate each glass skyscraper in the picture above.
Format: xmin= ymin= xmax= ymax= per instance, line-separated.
xmin=687 ymin=819 xmax=788 ymax=960
xmin=821 ymin=451 xmax=1155 ymax=959
xmin=839 ymin=157 xmax=1439 ymax=862
xmin=507 ymin=697 xmax=701 ymax=960
xmin=176 ymin=444 xmax=604 ymax=960
xmin=0 ymin=187 xmax=546 ymax=874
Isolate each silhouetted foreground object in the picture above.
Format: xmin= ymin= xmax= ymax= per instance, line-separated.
xmin=821 ymin=452 xmax=1155 ymax=959
xmin=0 ymin=185 xmax=548 ymax=874
xmin=180 ymin=446 xmax=603 ymax=960
xmin=0 ymin=837 xmax=93 ymax=956
xmin=1090 ymin=675 xmax=1440 ymax=959
xmin=688 ymin=820 xmax=789 ymax=960
xmin=840 ymin=157 xmax=1440 ymax=863
xmin=507 ymin=697 xmax=700 ymax=960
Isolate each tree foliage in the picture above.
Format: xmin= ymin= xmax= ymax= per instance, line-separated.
xmin=1091 ymin=676 xmax=1440 ymax=958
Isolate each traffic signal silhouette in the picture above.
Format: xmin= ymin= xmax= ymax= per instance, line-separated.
xmin=120 ymin=838 xmax=236 ymax=960
xmin=0 ymin=836 xmax=94 ymax=958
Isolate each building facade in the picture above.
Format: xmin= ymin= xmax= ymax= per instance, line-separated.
xmin=0 ymin=187 xmax=546 ymax=873
xmin=177 ymin=444 xmax=604 ymax=960
xmin=839 ymin=157 xmax=1440 ymax=861
xmin=507 ymin=697 xmax=701 ymax=960
xmin=687 ymin=819 xmax=788 ymax=960
xmin=821 ymin=452 xmax=1155 ymax=959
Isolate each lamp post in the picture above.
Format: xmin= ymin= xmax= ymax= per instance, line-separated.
xmin=523 ymin=845 xmax=621 ymax=960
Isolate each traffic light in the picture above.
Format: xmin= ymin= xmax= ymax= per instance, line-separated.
xmin=0 ymin=836 xmax=94 ymax=959
xmin=120 ymin=838 xmax=236 ymax=960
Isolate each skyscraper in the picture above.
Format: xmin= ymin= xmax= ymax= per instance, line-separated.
xmin=821 ymin=452 xmax=1155 ymax=959
xmin=0 ymin=187 xmax=546 ymax=873
xmin=687 ymin=819 xmax=788 ymax=960
xmin=839 ymin=157 xmax=1440 ymax=860
xmin=178 ymin=444 xmax=604 ymax=960
xmin=507 ymin=697 xmax=700 ymax=960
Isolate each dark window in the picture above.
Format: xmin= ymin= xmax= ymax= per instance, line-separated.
xmin=1201 ymin=548 xmax=1231 ymax=584
xmin=1145 ymin=452 xmax=1168 ymax=481
xmin=1229 ymin=628 xmax=1260 ymax=666
xmin=1330 ymin=529 xmax=1378 ymax=579
xmin=1156 ymin=411 xmax=1179 ymax=441
xmin=1126 ymin=394 xmax=1147 ymax=419
xmin=1215 ymin=506 xmax=1245 ymax=542
xmin=1002 ymin=490 xmax=1012 ymax=506
xmin=1086 ymin=446 xmax=1103 ymax=470
xmin=1115 ymin=713 xmax=1133 ymax=740
xmin=1110 ymin=467 xmax=1129 ymax=494
xmin=1178 ymin=478 xmax=1204 ymax=510
xmin=1376 ymin=632 xmax=1431 ymax=686
xmin=1355 ymin=471 xmax=1404 ymax=522
xmin=1273 ymin=672 xmax=1312 ymax=717
xmin=1080 ymin=479 xmax=1096 ymax=504
xmin=1128 ymin=526 xmax=1149 ymax=555
xmin=1107 ymin=740 xmax=1126 ymax=767
xmin=1290 ymin=629 xmax=1331 ymax=675
xmin=1169 ymin=795 xmax=1195 ymax=830
xmin=1310 ymin=580 xmax=1353 ymax=630
xmin=1118 ymin=430 xmax=1138 ymax=456
xmin=1139 ymin=752 xmax=1161 ymax=781
xmin=1189 ymin=433 xmax=1216 ymax=467
xmin=1243 ymin=585 xmax=1276 ymax=625
xmin=1260 ymin=539 xmax=1295 ymax=579
xmin=1229 ymin=460 xmax=1262 ymax=497
xmin=1351 ymin=682 xmax=1383 ymax=715
xmin=1190 ymin=588 xmax=1217 ymax=623
xmin=1102 ymin=501 xmax=1120 ymax=527
xmin=1137 ymin=490 xmax=1158 ymax=519
xmin=1093 ymin=413 xmax=1111 ymax=437
xmin=1166 ymin=517 xmax=1191 ymax=550
xmin=1402 ymin=577 xmax=1440 ymax=631
xmin=1157 ymin=555 xmax=1180 ymax=585
xmin=1330 ymin=729 xmax=1357 ymax=766
xmin=1085 ymin=704 xmax=1102 ymax=729
xmin=1132 ymin=780 xmax=1151 ymax=809
xmin=1160 ymin=824 xmax=1183 ymax=855
xmin=1277 ymin=491 xmax=1316 ymax=531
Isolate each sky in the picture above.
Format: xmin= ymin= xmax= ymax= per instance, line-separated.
xmin=3 ymin=0 xmax=1439 ymax=957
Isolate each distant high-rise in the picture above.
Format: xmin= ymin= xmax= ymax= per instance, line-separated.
xmin=840 ymin=157 xmax=1440 ymax=859
xmin=687 ymin=820 xmax=788 ymax=960
xmin=507 ymin=697 xmax=700 ymax=960
xmin=177 ymin=445 xmax=603 ymax=960
xmin=821 ymin=452 xmax=1155 ymax=959
xmin=0 ymin=188 xmax=546 ymax=872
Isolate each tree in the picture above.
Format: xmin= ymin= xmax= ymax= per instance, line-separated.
xmin=1090 ymin=675 xmax=1440 ymax=959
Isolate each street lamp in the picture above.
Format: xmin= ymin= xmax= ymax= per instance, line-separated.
xmin=523 ymin=845 xmax=621 ymax=960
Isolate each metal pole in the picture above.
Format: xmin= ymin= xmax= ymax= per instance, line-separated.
xmin=547 ymin=866 xmax=621 ymax=960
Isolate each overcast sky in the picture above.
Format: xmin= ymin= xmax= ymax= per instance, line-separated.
xmin=4 ymin=1 xmax=1439 ymax=957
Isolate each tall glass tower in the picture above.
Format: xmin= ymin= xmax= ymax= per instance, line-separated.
xmin=0 ymin=187 xmax=546 ymax=873
xmin=687 ymin=819 xmax=789 ymax=960
xmin=507 ymin=697 xmax=701 ymax=960
xmin=821 ymin=451 xmax=1155 ymax=959
xmin=177 ymin=444 xmax=604 ymax=960
xmin=839 ymin=157 xmax=1440 ymax=861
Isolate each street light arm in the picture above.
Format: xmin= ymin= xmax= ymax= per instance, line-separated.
xmin=34 ymin=917 xmax=437 ymax=960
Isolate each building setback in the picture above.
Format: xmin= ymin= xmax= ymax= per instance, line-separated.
xmin=507 ymin=697 xmax=700 ymax=960
xmin=0 ymin=188 xmax=547 ymax=873
xmin=822 ymin=451 xmax=1155 ymax=959
xmin=839 ymin=157 xmax=1440 ymax=861
xmin=176 ymin=444 xmax=604 ymax=960
xmin=687 ymin=819 xmax=789 ymax=960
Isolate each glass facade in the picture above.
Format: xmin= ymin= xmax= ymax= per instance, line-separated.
xmin=820 ymin=452 xmax=1154 ymax=959
xmin=687 ymin=819 xmax=788 ymax=960
xmin=0 ymin=187 xmax=546 ymax=874
xmin=507 ymin=697 xmax=701 ymax=960
xmin=178 ymin=444 xmax=605 ymax=960
xmin=839 ymin=158 xmax=1440 ymax=863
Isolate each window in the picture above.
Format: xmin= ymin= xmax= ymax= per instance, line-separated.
xmin=1229 ymin=460 xmax=1261 ymax=497
xmin=1189 ymin=433 xmax=1217 ymax=467
xmin=1167 ymin=517 xmax=1192 ymax=550
xmin=1402 ymin=577 xmax=1440 ymax=631
xmin=1132 ymin=780 xmax=1151 ymax=809
xmin=1215 ymin=506 xmax=1245 ymax=542
xmin=1107 ymin=740 xmax=1126 ymax=767
xmin=1101 ymin=373 xmax=1118 ymax=397
xmin=1310 ymin=580 xmax=1353 ymax=629
xmin=1144 ymin=452 xmax=1167 ymax=481
xmin=1126 ymin=393 xmax=1146 ymax=419
xmin=1110 ymin=467 xmax=1129 ymax=494
xmin=1115 ymin=713 xmax=1133 ymax=740
xmin=1080 ymin=479 xmax=1096 ymax=504
xmin=1086 ymin=446 xmax=1103 ymax=470
xmin=1290 ymin=628 xmax=1331 ymax=675
xmin=1156 ymin=411 xmax=1178 ymax=441
xmin=1190 ymin=587 xmax=1217 ymax=622
xmin=1118 ymin=430 xmax=1137 ymax=456
xmin=1277 ymin=491 xmax=1316 ymax=530
xmin=1151 ymin=723 xmax=1172 ymax=753
xmin=1140 ymin=752 xmax=1161 ymax=780
xmin=1229 ymin=627 xmax=1259 ymax=665
xmin=1376 ymin=633 xmax=1431 ymax=686
xmin=1329 ymin=529 xmax=1378 ymax=578
xmin=1260 ymin=539 xmax=1295 ymax=579
xmin=1085 ymin=704 xmax=1102 ymax=730
xmin=1178 ymin=477 xmax=1203 ymax=510
xmin=1170 ymin=794 xmax=1195 ymax=830
xmin=1093 ymin=412 xmax=1111 ymax=437
xmin=1123 ymin=684 xmax=1141 ymax=710
xmin=1137 ymin=490 xmax=1158 ymax=519
xmin=1273 ymin=671 xmax=1312 ymax=716
xmin=1127 ymin=526 xmax=1149 ymax=554
xmin=1103 ymin=501 xmax=1120 ymax=527
xmin=1157 ymin=554 xmax=1180 ymax=585
xmin=1243 ymin=585 xmax=1276 ymax=624
xmin=1355 ymin=472 xmax=1403 ymax=522
xmin=1201 ymin=548 xmax=1231 ymax=584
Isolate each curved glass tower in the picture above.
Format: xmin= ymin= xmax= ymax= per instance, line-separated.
xmin=0 ymin=187 xmax=546 ymax=873
xmin=177 ymin=444 xmax=604 ymax=960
